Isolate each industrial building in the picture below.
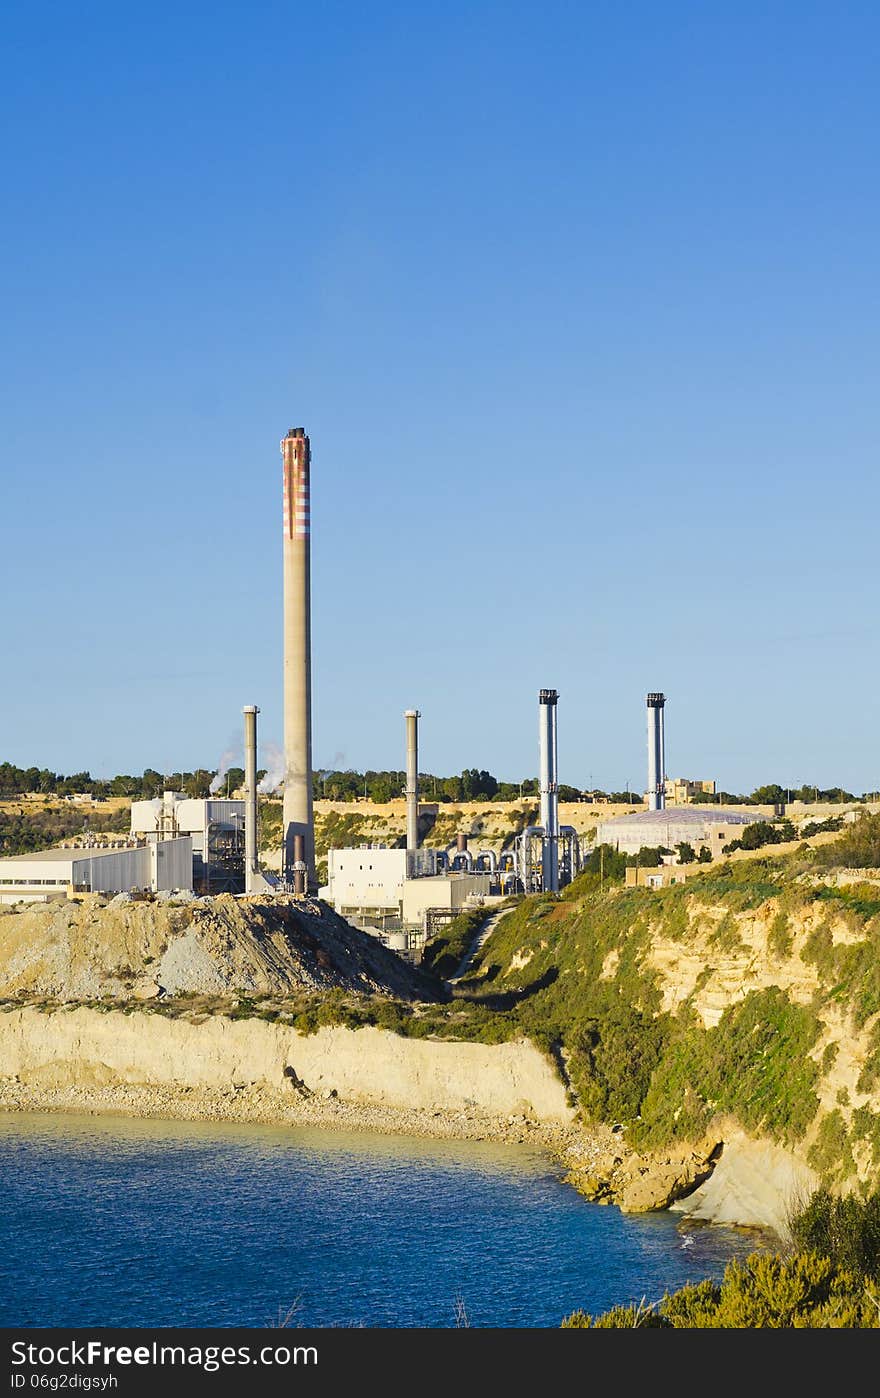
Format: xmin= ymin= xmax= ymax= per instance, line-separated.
xmin=596 ymin=806 xmax=756 ymax=857
xmin=320 ymin=694 xmax=582 ymax=951
xmin=322 ymin=847 xmax=491 ymax=937
xmin=0 ymin=836 xmax=193 ymax=904
xmin=130 ymin=792 xmax=245 ymax=893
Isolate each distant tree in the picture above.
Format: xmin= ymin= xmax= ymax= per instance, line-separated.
xmin=676 ymin=841 xmax=696 ymax=864
xmin=109 ymin=774 xmax=143 ymax=797
xmin=183 ymin=769 xmax=213 ymax=799
xmin=57 ymin=771 xmax=93 ymax=795
xmin=723 ymin=820 xmax=790 ymax=854
xmin=751 ymin=784 xmax=786 ymax=805
xmin=581 ymin=843 xmax=628 ymax=882
xmin=558 ymin=784 xmax=582 ymax=802
xmin=222 ymin=767 xmax=245 ymax=795
xmin=628 ymin=846 xmax=665 ymax=868
xmin=697 ymin=845 xmax=712 ymax=863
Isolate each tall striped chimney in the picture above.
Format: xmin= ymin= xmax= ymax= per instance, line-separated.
xmin=281 ymin=427 xmax=315 ymax=890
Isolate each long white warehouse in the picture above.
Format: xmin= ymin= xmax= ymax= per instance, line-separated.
xmin=0 ymin=837 xmax=193 ymax=904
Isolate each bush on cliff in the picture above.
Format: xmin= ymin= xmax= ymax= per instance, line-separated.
xmin=561 ymin=1253 xmax=880 ymax=1328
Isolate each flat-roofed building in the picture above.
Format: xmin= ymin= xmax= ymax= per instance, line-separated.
xmin=0 ymin=837 xmax=193 ymax=904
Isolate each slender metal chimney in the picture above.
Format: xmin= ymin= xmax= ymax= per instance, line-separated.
xmin=292 ymin=833 xmax=306 ymax=897
xmin=647 ymin=692 xmax=666 ymax=811
xmin=456 ymin=832 xmax=468 ymax=852
xmin=404 ymin=709 xmax=420 ymax=854
xmin=539 ymin=689 xmax=559 ymax=893
xmin=281 ymin=427 xmax=315 ymax=891
xmin=243 ymin=705 xmax=259 ymax=894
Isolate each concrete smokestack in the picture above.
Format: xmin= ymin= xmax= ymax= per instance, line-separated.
xmin=243 ymin=705 xmax=259 ymax=894
xmin=539 ymin=689 xmax=559 ymax=893
xmin=646 ymin=692 xmax=666 ymax=811
xmin=281 ymin=427 xmax=315 ymax=891
xmin=404 ymin=709 xmax=420 ymax=853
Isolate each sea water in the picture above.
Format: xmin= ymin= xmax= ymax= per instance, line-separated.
xmin=0 ymin=1113 xmax=766 ymax=1329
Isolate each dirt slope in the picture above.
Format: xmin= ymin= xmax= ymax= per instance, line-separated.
xmin=0 ymin=894 xmax=440 ymax=1002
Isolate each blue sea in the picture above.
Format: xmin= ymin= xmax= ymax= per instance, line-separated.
xmin=1 ymin=1113 xmax=766 ymax=1329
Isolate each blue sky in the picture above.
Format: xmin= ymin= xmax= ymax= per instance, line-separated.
xmin=1 ymin=1 xmax=877 ymax=794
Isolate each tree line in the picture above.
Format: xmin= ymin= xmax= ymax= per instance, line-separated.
xmin=0 ymin=759 xmax=873 ymax=806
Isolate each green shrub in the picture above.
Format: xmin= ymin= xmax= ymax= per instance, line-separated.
xmin=790 ymin=1187 xmax=880 ymax=1279
xmin=562 ymin=1250 xmax=880 ymax=1328
xmin=807 ymin=1111 xmax=857 ymax=1186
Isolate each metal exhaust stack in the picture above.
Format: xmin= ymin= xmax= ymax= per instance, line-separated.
xmin=281 ymin=427 xmax=315 ymax=891
xmin=538 ymin=689 xmax=559 ymax=893
xmin=243 ymin=704 xmax=259 ymax=894
xmin=292 ymin=833 xmax=306 ymax=897
xmin=404 ymin=709 xmax=420 ymax=854
xmin=646 ymin=692 xmax=666 ymax=811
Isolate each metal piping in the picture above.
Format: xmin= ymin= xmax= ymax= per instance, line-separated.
xmin=518 ymin=825 xmax=545 ymax=894
xmin=243 ymin=705 xmax=259 ymax=894
xmin=646 ymin=692 xmax=666 ymax=811
xmin=404 ymin=709 xmax=420 ymax=852
xmin=281 ymin=427 xmax=316 ymax=890
xmin=476 ymin=849 xmax=497 ymax=873
xmin=560 ymin=824 xmax=580 ymax=884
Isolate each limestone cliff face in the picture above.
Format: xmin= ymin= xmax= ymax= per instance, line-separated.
xmin=632 ymin=887 xmax=878 ymax=1183
xmin=0 ymin=1006 xmax=574 ymax=1124
xmin=465 ymin=868 xmax=880 ymax=1218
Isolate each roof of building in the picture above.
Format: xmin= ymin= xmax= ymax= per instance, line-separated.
xmin=0 ymin=844 xmax=145 ymax=866
xmin=598 ymin=806 xmax=756 ymax=828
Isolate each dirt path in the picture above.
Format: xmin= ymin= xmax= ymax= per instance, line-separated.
xmin=447 ymin=909 xmax=506 ymax=984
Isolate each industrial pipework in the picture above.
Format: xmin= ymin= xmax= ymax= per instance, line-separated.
xmin=281 ymin=427 xmax=316 ymax=891
xmin=243 ymin=705 xmax=259 ymax=894
xmin=404 ymin=709 xmax=420 ymax=853
xmin=646 ymin=692 xmax=666 ymax=812
xmin=538 ymin=689 xmax=560 ymax=893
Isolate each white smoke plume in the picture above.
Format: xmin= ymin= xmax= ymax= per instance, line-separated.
xmin=258 ymin=741 xmax=285 ymax=795
xmin=209 ymin=735 xmax=242 ymax=795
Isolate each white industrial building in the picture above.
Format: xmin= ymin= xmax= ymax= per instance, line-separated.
xmin=321 ymin=846 xmax=492 ymax=938
xmin=0 ymin=836 xmax=193 ymax=904
xmin=131 ymin=792 xmax=244 ymax=892
xmin=596 ymin=806 xmax=757 ymax=857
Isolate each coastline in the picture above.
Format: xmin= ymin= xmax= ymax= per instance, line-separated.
xmin=0 ymin=1075 xmax=612 ymax=1164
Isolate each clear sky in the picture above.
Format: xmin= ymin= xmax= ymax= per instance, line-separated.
xmin=1 ymin=1 xmax=878 ymax=795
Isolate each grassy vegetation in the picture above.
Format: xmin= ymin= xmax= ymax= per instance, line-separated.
xmin=420 ymin=907 xmax=491 ymax=979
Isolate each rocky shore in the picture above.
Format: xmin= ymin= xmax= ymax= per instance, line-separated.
xmin=0 ymin=1074 xmax=618 ymax=1181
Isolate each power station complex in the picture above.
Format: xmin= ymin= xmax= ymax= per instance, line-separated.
xmin=0 ymin=426 xmax=757 ymax=939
